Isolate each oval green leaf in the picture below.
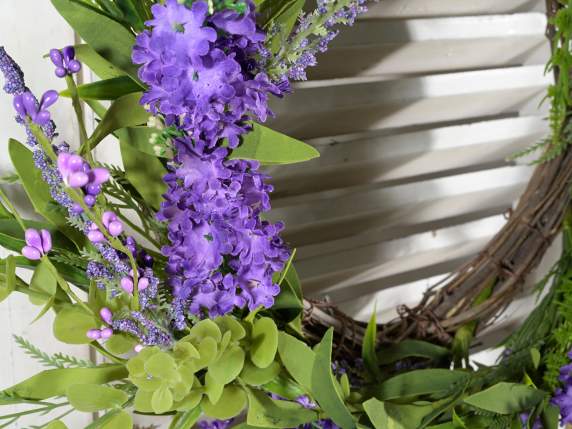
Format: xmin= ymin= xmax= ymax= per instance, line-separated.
xmin=53 ymin=304 xmax=99 ymax=344
xmin=67 ymin=384 xmax=128 ymax=412
xmin=250 ymin=317 xmax=279 ymax=369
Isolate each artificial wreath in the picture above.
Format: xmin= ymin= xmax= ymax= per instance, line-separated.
xmin=1 ymin=0 xmax=572 ymax=428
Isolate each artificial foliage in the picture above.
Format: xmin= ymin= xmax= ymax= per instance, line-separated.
xmin=1 ymin=1 xmax=572 ymax=429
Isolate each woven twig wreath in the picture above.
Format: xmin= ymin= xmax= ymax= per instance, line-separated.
xmin=301 ymin=0 xmax=570 ymax=356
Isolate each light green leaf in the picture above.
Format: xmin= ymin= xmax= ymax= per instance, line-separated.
xmin=374 ymin=369 xmax=469 ymax=401
xmin=262 ymin=0 xmax=305 ymax=53
xmin=246 ymin=388 xmax=317 ymax=428
xmin=101 ymin=410 xmax=133 ymax=429
xmin=230 ymin=124 xmax=319 ymax=165
xmin=0 ymin=255 xmax=16 ymax=303
xmin=463 ymin=382 xmax=546 ymax=414
xmin=3 ymin=364 xmax=127 ymax=399
xmin=119 ymin=131 xmax=167 ymax=210
xmin=311 ymin=329 xmax=355 ymax=429
xmin=46 ymin=421 xmax=69 ymax=429
xmin=201 ymin=386 xmax=247 ymax=420
xmin=53 ymin=304 xmax=99 ymax=344
xmin=204 ymin=372 xmax=224 ymax=404
xmin=152 ymin=385 xmax=174 ymax=414
xmin=90 ymin=93 xmax=149 ymax=147
xmin=119 ymin=126 xmax=165 ymax=157
xmin=215 ymin=315 xmax=246 ymax=341
xmin=377 ymin=340 xmax=450 ymax=365
xmin=29 ymin=259 xmax=57 ymax=305
xmin=8 ymin=139 xmax=84 ymax=247
xmin=61 ymin=76 xmax=141 ymax=100
xmin=105 ymin=333 xmax=137 ymax=355
xmin=51 ymin=0 xmax=140 ymax=79
xmin=67 ymin=383 xmax=128 ymax=411
xmin=362 ymin=307 xmax=381 ymax=380
xmin=240 ymin=360 xmax=281 ymax=386
xmin=209 ymin=345 xmax=245 ymax=385
xmin=363 ymin=398 xmax=388 ymax=429
xmin=277 ymin=332 xmax=314 ymax=391
xmin=384 ymin=402 xmax=437 ymax=429
xmin=74 ymin=44 xmax=126 ymax=80
xmin=530 ymin=348 xmax=541 ymax=369
xmin=263 ymin=373 xmax=306 ymax=401
xmin=251 ymin=317 xmax=279 ymax=368
xmin=169 ymin=408 xmax=202 ymax=429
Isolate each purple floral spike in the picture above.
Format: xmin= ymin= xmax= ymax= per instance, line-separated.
xmin=49 ymin=46 xmax=81 ymax=78
xmin=21 ymin=228 xmax=52 ymax=260
xmin=13 ymin=90 xmax=58 ymax=126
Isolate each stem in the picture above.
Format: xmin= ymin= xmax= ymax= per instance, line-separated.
xmin=44 ymin=256 xmax=93 ymax=315
xmin=0 ymin=187 xmax=26 ymax=231
xmin=89 ymin=342 xmax=125 ymax=365
xmin=29 ymin=123 xmax=141 ymax=310
xmin=66 ymin=75 xmax=90 ymax=161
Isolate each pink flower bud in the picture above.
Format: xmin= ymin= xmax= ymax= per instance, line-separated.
xmin=87 ymin=329 xmax=101 ymax=340
xmin=120 ymin=277 xmax=134 ymax=294
xmin=108 ymin=221 xmax=123 ymax=237
xmin=99 ymin=307 xmax=113 ymax=325
xmin=100 ymin=328 xmax=113 ymax=339
xmin=22 ymin=245 xmax=42 ymax=260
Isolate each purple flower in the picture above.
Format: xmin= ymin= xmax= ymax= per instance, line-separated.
xmin=519 ymin=412 xmax=543 ymax=429
xmin=197 ymin=419 xmax=234 ymax=429
xmin=49 ymin=46 xmax=81 ymax=78
xmin=21 ymin=228 xmax=52 ymax=260
xmin=13 ymin=90 xmax=58 ymax=126
xmin=551 ymin=349 xmax=572 ymax=424
xmin=102 ymin=211 xmax=124 ymax=237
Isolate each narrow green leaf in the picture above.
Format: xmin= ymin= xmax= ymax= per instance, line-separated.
xmin=272 ymin=260 xmax=303 ymax=321
xmin=3 ymin=364 xmax=128 ymax=399
xmin=362 ymin=307 xmax=381 ymax=379
xmin=51 ymin=0 xmax=140 ymax=79
xmin=311 ymin=329 xmax=355 ymax=429
xmin=67 ymin=384 xmax=128 ymax=411
xmin=277 ymin=332 xmax=314 ymax=391
xmin=8 ymin=139 xmax=84 ymax=247
xmin=463 ymin=382 xmax=546 ymax=414
xmin=53 ymin=304 xmax=99 ymax=344
xmin=0 ymin=255 xmax=16 ymax=303
xmin=119 ymin=133 xmax=167 ymax=210
xmin=169 ymin=408 xmax=202 ymax=429
xmin=377 ymin=340 xmax=450 ymax=365
xmin=74 ymin=44 xmax=127 ymax=80
xmin=230 ymin=124 xmax=319 ymax=165
xmin=89 ymin=93 xmax=149 ymax=147
xmin=61 ymin=76 xmax=141 ymax=100
xmin=246 ymin=388 xmax=317 ymax=428
xmin=374 ymin=369 xmax=469 ymax=401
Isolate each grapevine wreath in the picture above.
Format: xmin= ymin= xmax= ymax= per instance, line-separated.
xmin=1 ymin=0 xmax=572 ymax=428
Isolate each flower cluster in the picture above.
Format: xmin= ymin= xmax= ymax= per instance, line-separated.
xmin=161 ymin=138 xmax=289 ymax=319
xmin=49 ymin=46 xmax=81 ymax=78
xmin=552 ymin=349 xmax=572 ymax=425
xmin=132 ymin=0 xmax=282 ymax=148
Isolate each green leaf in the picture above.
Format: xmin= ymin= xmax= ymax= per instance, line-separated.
xmin=215 ymin=315 xmax=246 ymax=341
xmin=201 ymin=386 xmax=247 ymax=420
xmin=119 ymin=130 xmax=167 ymax=210
xmin=62 ymin=76 xmax=142 ymax=100
xmin=542 ymin=404 xmax=560 ymax=428
xmin=463 ymin=382 xmax=546 ymax=414
xmin=311 ymin=329 xmax=355 ymax=429
xmin=262 ymin=373 xmax=306 ymax=401
xmin=272 ymin=260 xmax=303 ymax=321
xmin=74 ymin=44 xmax=127 ymax=80
xmin=363 ymin=398 xmax=389 ymax=429
xmin=46 ymin=422 xmax=69 ymax=429
xmin=362 ymin=307 xmax=381 ymax=380
xmin=29 ymin=259 xmax=57 ymax=305
xmin=230 ymin=124 xmax=319 ymax=165
xmin=105 ymin=333 xmax=137 ymax=355
xmin=8 ymin=139 xmax=84 ymax=247
xmin=169 ymin=408 xmax=202 ymax=429
xmin=100 ymin=410 xmax=133 ymax=429
xmin=277 ymin=332 xmax=315 ymax=391
xmin=377 ymin=340 xmax=450 ymax=366
xmin=209 ymin=345 xmax=245 ymax=385
xmin=53 ymin=304 xmax=99 ymax=344
xmin=67 ymin=383 xmax=128 ymax=411
xmin=152 ymin=385 xmax=174 ymax=414
xmin=261 ymin=0 xmax=305 ymax=53
xmin=530 ymin=348 xmax=541 ymax=369
xmin=0 ymin=255 xmax=16 ymax=303
xmin=241 ymin=360 xmax=281 ymax=386
xmin=3 ymin=364 xmax=127 ymax=399
xmin=246 ymin=388 xmax=317 ymax=428
xmin=375 ymin=369 xmax=469 ymax=401
xmin=119 ymin=126 xmax=165 ymax=157
xmin=90 ymin=93 xmax=149 ymax=147
xmin=51 ymin=0 xmax=140 ymax=79
xmin=250 ymin=317 xmax=279 ymax=368
xmin=384 ymin=402 xmax=440 ymax=429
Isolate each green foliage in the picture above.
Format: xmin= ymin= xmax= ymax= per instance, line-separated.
xmin=53 ymin=304 xmax=99 ymax=344
xmin=66 ymin=383 xmax=129 ymax=411
xmin=362 ymin=308 xmax=381 ymax=380
xmin=250 ymin=317 xmax=279 ymax=368
xmin=61 ymin=75 xmax=142 ymax=100
xmin=74 ymin=43 xmax=127 ymax=80
xmin=377 ymin=340 xmax=450 ymax=366
xmin=246 ymin=388 xmax=318 ymax=428
xmin=13 ymin=335 xmax=94 ymax=369
xmin=229 ymin=123 xmax=319 ymax=165
xmin=277 ymin=331 xmax=315 ymax=391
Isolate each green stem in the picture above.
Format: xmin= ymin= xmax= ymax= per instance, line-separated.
xmin=65 ymin=75 xmax=90 ymax=160
xmin=89 ymin=342 xmax=126 ymax=365
xmin=0 ymin=187 xmax=26 ymax=231
xmin=44 ymin=256 xmax=93 ymax=315
xmin=29 ymin=123 xmax=141 ymax=310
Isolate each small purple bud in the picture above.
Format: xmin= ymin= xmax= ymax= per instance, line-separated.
xmin=68 ymin=60 xmax=81 ymax=73
xmin=13 ymin=94 xmax=26 ymax=117
xmin=68 ymin=171 xmax=89 ymax=188
xmin=108 ymin=221 xmax=123 ymax=237
xmin=99 ymin=307 xmax=113 ymax=324
xmin=85 ymin=183 xmax=101 ymax=195
xmin=49 ymin=49 xmax=63 ymax=66
xmin=84 ymin=194 xmax=96 ymax=207
xmin=40 ymin=90 xmax=58 ymax=109
xmin=22 ymin=245 xmax=42 ymax=260
xmin=33 ymin=110 xmax=51 ymax=126
xmin=62 ymin=46 xmax=75 ymax=61
xmin=71 ymin=203 xmax=83 ymax=214
xmin=120 ymin=277 xmax=134 ymax=294
xmin=102 ymin=211 xmax=117 ymax=228
xmin=138 ymin=277 xmax=149 ymax=291
xmin=40 ymin=229 xmax=52 ymax=254
xmin=55 ymin=67 xmax=67 ymax=78
xmin=25 ymin=229 xmax=42 ymax=249
xmin=91 ymin=168 xmax=110 ymax=185
xmin=22 ymin=92 xmax=36 ymax=116
xmin=87 ymin=329 xmax=102 ymax=340
xmin=100 ymin=327 xmax=113 ymax=339
xmin=87 ymin=230 xmax=105 ymax=243
xmin=68 ymin=155 xmax=84 ymax=172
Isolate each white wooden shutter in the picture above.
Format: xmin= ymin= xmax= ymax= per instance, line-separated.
xmin=266 ymin=0 xmax=553 ymax=354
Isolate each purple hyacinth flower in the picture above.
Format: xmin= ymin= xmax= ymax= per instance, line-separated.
xmin=21 ymin=228 xmax=52 ymax=260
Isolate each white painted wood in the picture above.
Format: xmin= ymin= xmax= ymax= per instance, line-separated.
xmin=0 ymin=1 xmax=92 ymax=427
